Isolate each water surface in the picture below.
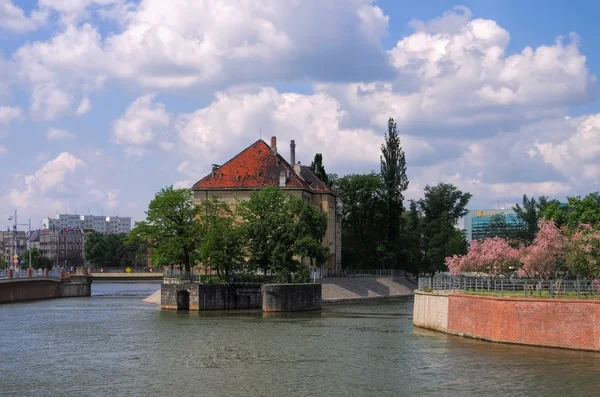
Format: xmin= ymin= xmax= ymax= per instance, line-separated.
xmin=1 ymin=283 xmax=600 ymax=397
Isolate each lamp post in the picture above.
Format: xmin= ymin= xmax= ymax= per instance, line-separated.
xmin=18 ymin=220 xmax=32 ymax=269
xmin=8 ymin=211 xmax=17 ymax=270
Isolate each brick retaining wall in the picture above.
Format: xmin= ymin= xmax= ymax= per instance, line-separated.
xmin=414 ymin=291 xmax=600 ymax=351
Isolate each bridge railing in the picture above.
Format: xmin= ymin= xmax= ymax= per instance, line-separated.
xmin=0 ymin=269 xmax=62 ymax=280
xmin=419 ymin=275 xmax=600 ymax=299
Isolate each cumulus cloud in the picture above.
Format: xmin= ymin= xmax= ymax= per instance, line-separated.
xmin=173 ymin=86 xmax=433 ymax=178
xmin=105 ymin=188 xmax=120 ymax=210
xmin=318 ymin=8 xmax=595 ymax=136
xmin=112 ymin=94 xmax=171 ymax=157
xmin=0 ymin=105 xmax=22 ymax=124
xmin=0 ymin=0 xmax=46 ymax=33
xmin=534 ymin=114 xmax=600 ymax=185
xmin=76 ymin=97 xmax=91 ymax=116
xmin=7 ymin=152 xmax=86 ymax=210
xmin=13 ymin=0 xmax=392 ymax=115
xmin=46 ymin=128 xmax=75 ymax=140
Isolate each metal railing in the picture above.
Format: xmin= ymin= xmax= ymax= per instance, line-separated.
xmin=0 ymin=269 xmax=62 ymax=280
xmin=318 ymin=268 xmax=409 ymax=278
xmin=419 ymin=276 xmax=600 ymax=299
xmin=163 ymin=269 xmax=202 ymax=284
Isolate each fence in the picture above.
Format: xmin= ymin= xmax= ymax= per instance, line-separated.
xmin=0 ymin=269 xmax=61 ymax=280
xmin=318 ymin=268 xmax=409 ymax=278
xmin=419 ymin=276 xmax=600 ymax=299
xmin=163 ymin=269 xmax=277 ymax=284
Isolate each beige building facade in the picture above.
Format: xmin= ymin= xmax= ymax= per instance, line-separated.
xmin=192 ymin=137 xmax=341 ymax=272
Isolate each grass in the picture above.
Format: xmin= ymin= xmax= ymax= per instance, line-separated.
xmin=462 ymin=289 xmax=600 ymax=300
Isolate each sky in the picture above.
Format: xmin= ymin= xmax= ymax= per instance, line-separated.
xmin=0 ymin=0 xmax=599 ymax=230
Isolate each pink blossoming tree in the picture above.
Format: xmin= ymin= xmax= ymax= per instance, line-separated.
xmin=446 ymin=237 xmax=521 ymax=277
xmin=515 ymin=219 xmax=564 ymax=279
xmin=564 ymin=223 xmax=600 ymax=279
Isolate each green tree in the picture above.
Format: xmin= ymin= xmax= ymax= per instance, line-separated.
xmin=289 ymin=196 xmax=329 ymax=271
xmin=238 ymin=187 xmax=327 ymax=281
xmin=129 ymin=186 xmax=201 ymax=273
xmin=380 ymin=118 xmax=409 ymax=267
xmin=418 ymin=183 xmax=471 ymax=274
xmin=20 ymin=247 xmax=45 ymax=269
xmin=334 ymin=173 xmax=385 ymax=268
xmin=309 ymin=153 xmax=330 ymax=186
xmin=565 ymin=192 xmax=600 ymax=228
xmin=197 ymin=198 xmax=246 ymax=280
xmin=404 ymin=200 xmax=424 ymax=276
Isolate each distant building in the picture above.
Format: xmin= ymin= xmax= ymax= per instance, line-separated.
xmin=1 ymin=230 xmax=28 ymax=269
xmin=464 ymin=209 xmax=523 ymax=241
xmin=43 ymin=214 xmax=131 ymax=234
xmin=39 ymin=227 xmax=87 ymax=268
xmin=192 ymin=136 xmax=342 ymax=273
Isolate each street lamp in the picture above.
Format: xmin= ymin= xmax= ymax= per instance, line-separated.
xmin=18 ymin=220 xmax=32 ymax=269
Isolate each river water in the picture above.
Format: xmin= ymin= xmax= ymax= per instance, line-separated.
xmin=2 ymin=283 xmax=600 ymax=397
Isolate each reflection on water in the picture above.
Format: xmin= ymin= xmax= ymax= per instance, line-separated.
xmin=1 ymin=283 xmax=600 ymax=397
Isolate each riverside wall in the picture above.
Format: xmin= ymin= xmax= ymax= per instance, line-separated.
xmin=0 ymin=276 xmax=92 ymax=304
xmin=413 ymin=291 xmax=600 ymax=352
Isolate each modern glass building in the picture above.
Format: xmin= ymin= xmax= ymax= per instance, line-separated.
xmin=464 ymin=209 xmax=523 ymax=241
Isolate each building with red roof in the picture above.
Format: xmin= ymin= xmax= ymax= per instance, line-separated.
xmin=192 ymin=137 xmax=341 ymax=273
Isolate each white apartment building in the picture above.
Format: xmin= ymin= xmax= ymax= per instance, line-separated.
xmin=43 ymin=214 xmax=132 ymax=234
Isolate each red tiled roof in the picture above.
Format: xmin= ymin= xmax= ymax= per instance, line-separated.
xmin=192 ymin=139 xmax=335 ymax=195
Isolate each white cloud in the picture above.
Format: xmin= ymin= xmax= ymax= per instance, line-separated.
xmin=46 ymin=128 xmax=75 ymax=140
xmin=76 ymin=97 xmax=91 ymax=116
xmin=13 ymin=0 xmax=391 ymax=114
xmin=173 ymin=180 xmax=194 ymax=189
xmin=31 ymin=84 xmax=72 ymax=120
xmin=0 ymin=105 xmax=22 ymax=125
xmin=112 ymin=94 xmax=171 ymax=156
xmin=105 ymin=189 xmax=120 ymax=210
xmin=318 ymin=8 xmax=595 ymax=134
xmin=0 ymin=0 xmax=46 ymax=33
xmin=7 ymin=152 xmax=86 ymax=210
xmin=534 ymin=114 xmax=600 ymax=185
xmin=0 ymin=145 xmax=6 ymax=154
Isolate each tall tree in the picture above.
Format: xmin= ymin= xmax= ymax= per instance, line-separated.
xmin=309 ymin=153 xmax=329 ymax=185
xmin=380 ymin=118 xmax=409 ymax=265
xmin=128 ymin=187 xmax=201 ymax=273
xmin=418 ymin=183 xmax=471 ymax=274
xmin=404 ymin=200 xmax=424 ymax=276
xmin=334 ymin=173 xmax=385 ymax=268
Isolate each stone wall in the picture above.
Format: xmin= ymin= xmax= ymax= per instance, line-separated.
xmin=0 ymin=276 xmax=92 ymax=304
xmin=412 ymin=291 xmax=449 ymax=332
xmin=262 ymin=283 xmax=322 ymax=312
xmin=161 ymin=283 xmax=262 ymax=310
xmin=413 ymin=291 xmax=600 ymax=351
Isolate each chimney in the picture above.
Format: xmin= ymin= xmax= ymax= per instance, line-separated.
xmin=290 ymin=139 xmax=296 ymax=166
xmin=294 ymin=161 xmax=302 ymax=176
xmin=279 ymin=170 xmax=286 ymax=187
xmin=271 ymin=136 xmax=277 ymax=154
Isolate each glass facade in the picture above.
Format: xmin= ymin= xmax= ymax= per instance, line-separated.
xmin=465 ymin=209 xmax=523 ymax=241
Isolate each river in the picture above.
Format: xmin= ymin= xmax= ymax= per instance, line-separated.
xmin=1 ymin=283 xmax=600 ymax=396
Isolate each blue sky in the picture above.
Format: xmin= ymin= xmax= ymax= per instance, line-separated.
xmin=0 ymin=0 xmax=599 ymax=229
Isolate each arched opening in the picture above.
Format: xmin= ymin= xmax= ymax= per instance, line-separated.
xmin=176 ymin=290 xmax=190 ymax=310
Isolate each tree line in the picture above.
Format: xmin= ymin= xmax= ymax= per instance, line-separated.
xmin=320 ymin=118 xmax=471 ymax=276
xmin=450 ymin=192 xmax=600 ymax=279
xmin=127 ymin=186 xmax=328 ymax=282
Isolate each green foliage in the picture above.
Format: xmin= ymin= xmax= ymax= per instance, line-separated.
xmin=86 ymin=232 xmax=146 ymax=269
xmin=197 ymin=198 xmax=246 ymax=279
xmin=129 ymin=186 xmax=201 ymax=272
xmin=237 ymin=187 xmax=327 ymax=282
xmin=565 ymin=193 xmax=600 ymax=229
xmin=20 ymin=247 xmax=53 ymax=269
xmin=334 ymin=172 xmax=385 ymax=268
xmin=380 ymin=118 xmax=409 ymax=264
xmin=417 ymin=183 xmax=471 ymax=274
xmin=309 ymin=153 xmax=330 ymax=186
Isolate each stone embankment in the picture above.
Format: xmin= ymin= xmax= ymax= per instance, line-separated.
xmin=142 ymin=275 xmax=417 ymax=306
xmin=413 ymin=290 xmax=600 ymax=352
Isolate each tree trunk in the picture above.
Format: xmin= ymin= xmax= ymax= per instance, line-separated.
xmin=183 ymin=248 xmax=191 ymax=274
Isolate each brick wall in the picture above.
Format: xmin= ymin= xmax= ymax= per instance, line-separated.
xmin=447 ymin=294 xmax=600 ymax=351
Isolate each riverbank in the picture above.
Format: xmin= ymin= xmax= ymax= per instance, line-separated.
xmin=142 ymin=276 xmax=417 ymax=306
xmin=413 ymin=290 xmax=600 ymax=352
